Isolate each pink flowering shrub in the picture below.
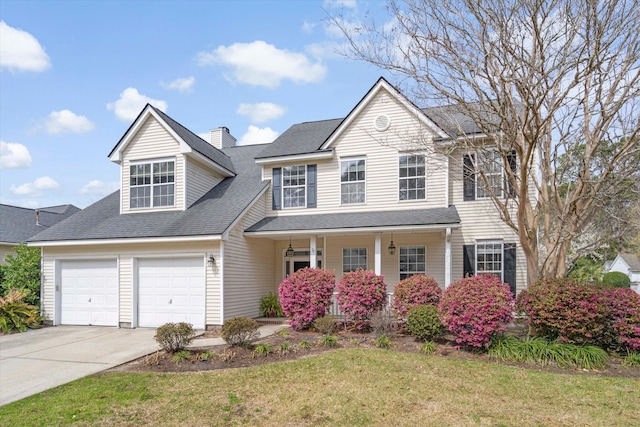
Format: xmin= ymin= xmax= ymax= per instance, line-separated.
xmin=278 ymin=267 xmax=336 ymax=330
xmin=391 ymin=274 xmax=442 ymax=320
xmin=438 ymin=275 xmax=514 ymax=349
xmin=604 ymin=288 xmax=640 ymax=351
xmin=336 ymin=269 xmax=387 ymax=329
xmin=516 ymin=279 xmax=612 ymax=346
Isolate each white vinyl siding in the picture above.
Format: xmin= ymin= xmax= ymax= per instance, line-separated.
xmin=223 ymin=197 xmax=275 ymax=320
xmin=121 ymin=116 xmax=184 ymax=213
xmin=185 ymin=158 xmax=224 ymax=207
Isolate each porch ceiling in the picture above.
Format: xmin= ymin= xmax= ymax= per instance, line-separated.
xmin=244 ymin=206 xmax=460 ymax=237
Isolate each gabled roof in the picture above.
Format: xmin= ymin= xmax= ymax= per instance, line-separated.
xmin=245 ymin=206 xmax=460 ymax=235
xmin=108 ymin=104 xmax=235 ymax=175
xmin=619 ymin=253 xmax=640 ymax=271
xmin=29 ymin=144 xmax=268 ymax=244
xmin=0 ymin=204 xmax=80 ymax=244
xmin=255 ymin=118 xmax=342 ymax=160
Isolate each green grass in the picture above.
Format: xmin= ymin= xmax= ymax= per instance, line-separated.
xmin=1 ymin=349 xmax=638 ymax=426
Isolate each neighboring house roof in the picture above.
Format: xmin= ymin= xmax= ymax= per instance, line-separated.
xmin=0 ymin=204 xmax=80 ymax=244
xmin=619 ymin=253 xmax=640 ymax=272
xmin=29 ymin=144 xmax=268 ymax=243
xmin=245 ymin=206 xmax=461 ymax=235
xmin=255 ymin=118 xmax=342 ymax=159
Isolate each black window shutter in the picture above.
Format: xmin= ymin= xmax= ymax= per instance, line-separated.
xmin=506 ymin=150 xmax=517 ymax=198
xmin=272 ymin=167 xmax=282 ymax=210
xmin=463 ymin=245 xmax=475 ymax=278
xmin=503 ymin=243 xmax=517 ymax=294
xmin=463 ymin=154 xmax=475 ymax=201
xmin=307 ymin=164 xmax=317 ymax=208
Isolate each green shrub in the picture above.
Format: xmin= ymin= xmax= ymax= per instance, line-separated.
xmin=407 ymin=305 xmax=443 ymax=341
xmin=253 ymin=343 xmax=272 ymax=357
xmin=313 ymin=315 xmax=337 ymax=335
xmin=392 ymin=274 xmax=442 ymax=319
xmin=376 ymin=334 xmax=392 ymax=349
xmin=602 ymin=271 xmax=631 ymax=288
xmin=623 ymin=351 xmax=640 ymax=367
xmin=0 ymin=288 xmax=42 ymax=333
xmin=259 ymin=292 xmax=285 ymax=317
xmin=198 ymin=350 xmax=215 ymax=361
xmin=297 ymin=340 xmax=312 ymax=350
xmin=154 ymin=322 xmax=196 ymax=353
xmin=171 ymin=350 xmax=191 ymax=363
xmin=421 ymin=341 xmax=437 ymax=354
xmin=221 ymin=317 xmax=260 ymax=347
xmin=278 ymin=341 xmax=292 ymax=355
xmin=1 ymin=244 xmax=41 ymax=306
xmin=321 ymin=334 xmax=339 ymax=347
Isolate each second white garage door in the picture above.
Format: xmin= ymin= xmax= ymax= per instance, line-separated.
xmin=138 ymin=257 xmax=205 ymax=329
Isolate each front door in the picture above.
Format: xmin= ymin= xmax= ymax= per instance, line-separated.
xmin=283 ymin=249 xmax=323 ymax=279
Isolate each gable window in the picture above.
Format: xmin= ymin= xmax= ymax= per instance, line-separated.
xmin=343 ymin=248 xmax=367 ymax=272
xmin=399 ymin=154 xmax=426 ymax=201
xmin=399 ymin=246 xmax=426 ymax=280
xmin=463 ymin=150 xmax=517 ymax=201
xmin=341 ymin=158 xmax=365 ymax=204
xmin=283 ymin=165 xmax=306 ymax=208
xmin=130 ymin=160 xmax=175 ymax=208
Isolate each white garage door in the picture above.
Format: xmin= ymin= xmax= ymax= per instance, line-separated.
xmin=60 ymin=259 xmax=118 ymax=326
xmin=138 ymin=257 xmax=205 ymax=329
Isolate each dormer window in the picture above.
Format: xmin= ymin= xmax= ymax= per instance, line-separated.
xmin=130 ymin=159 xmax=175 ymax=208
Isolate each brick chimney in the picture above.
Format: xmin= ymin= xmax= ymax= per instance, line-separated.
xmin=209 ymin=127 xmax=236 ymax=150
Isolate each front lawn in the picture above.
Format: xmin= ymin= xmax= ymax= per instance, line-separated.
xmin=1 ymin=349 xmax=638 ymax=426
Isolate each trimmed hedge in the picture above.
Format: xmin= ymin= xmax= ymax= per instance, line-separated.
xmin=391 ymin=274 xmax=442 ymax=320
xmin=336 ymin=269 xmax=387 ymax=329
xmin=279 ymin=267 xmax=336 ymax=330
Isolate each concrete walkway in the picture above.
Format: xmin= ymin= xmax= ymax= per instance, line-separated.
xmin=0 ymin=324 xmax=288 ymax=406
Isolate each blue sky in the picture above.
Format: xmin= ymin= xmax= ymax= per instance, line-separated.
xmin=0 ymin=0 xmax=392 ymax=209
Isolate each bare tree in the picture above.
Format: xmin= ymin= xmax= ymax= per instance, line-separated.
xmin=331 ymin=0 xmax=640 ymax=285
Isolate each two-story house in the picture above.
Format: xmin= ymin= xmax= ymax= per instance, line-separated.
xmin=30 ymin=78 xmax=526 ymax=329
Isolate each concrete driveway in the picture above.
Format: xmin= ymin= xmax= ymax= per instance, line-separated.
xmin=0 ymin=326 xmax=159 ymax=406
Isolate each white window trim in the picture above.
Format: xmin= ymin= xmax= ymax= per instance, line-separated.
xmin=342 ymin=247 xmax=368 ymax=272
xmin=339 ymin=156 xmax=366 ymax=205
xmin=475 ymin=240 xmax=504 ymax=280
xmin=398 ymin=245 xmax=426 ymax=281
xmin=282 ymin=165 xmax=307 ymax=209
xmin=398 ymin=153 xmax=427 ymax=202
xmin=476 ymin=150 xmax=504 ymax=200
xmin=129 ymin=157 xmax=176 ymax=209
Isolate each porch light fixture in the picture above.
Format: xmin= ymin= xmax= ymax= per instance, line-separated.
xmin=388 ymin=236 xmax=396 ymax=255
xmin=285 ymin=237 xmax=295 ymax=258
xmin=207 ymin=255 xmax=216 ymax=265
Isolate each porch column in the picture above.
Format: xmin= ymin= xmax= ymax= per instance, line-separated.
xmin=310 ymin=236 xmax=317 ymax=268
xmin=374 ymin=233 xmax=381 ymax=275
xmin=445 ymin=227 xmax=452 ymax=287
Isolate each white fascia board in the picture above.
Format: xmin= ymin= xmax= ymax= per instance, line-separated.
xmin=245 ymin=223 xmax=461 ymax=238
xmin=29 ymin=234 xmax=223 ymax=247
xmin=0 ymin=241 xmax=17 ymax=246
xmin=183 ymin=149 xmax=235 ymax=177
xmin=255 ymin=150 xmax=334 ymax=166
xmin=321 ymin=80 xmax=449 ymax=150
xmin=220 ymin=184 xmax=270 ymax=240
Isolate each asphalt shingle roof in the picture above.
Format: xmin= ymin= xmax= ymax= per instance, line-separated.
xmin=620 ymin=253 xmax=640 ymax=271
xmin=1 ymin=204 xmax=80 ymax=243
xmin=255 ymin=118 xmax=342 ymax=159
xmin=29 ymin=144 xmax=268 ymax=242
xmin=245 ymin=206 xmax=460 ymax=233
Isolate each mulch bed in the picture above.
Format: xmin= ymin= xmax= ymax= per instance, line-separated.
xmin=108 ymin=325 xmax=640 ymax=378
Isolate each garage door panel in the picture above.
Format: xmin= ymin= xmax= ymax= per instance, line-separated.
xmin=138 ymin=257 xmax=205 ymax=329
xmin=60 ymin=259 xmax=118 ymax=326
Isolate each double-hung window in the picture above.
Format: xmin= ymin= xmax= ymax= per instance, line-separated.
xmin=283 ymin=165 xmax=306 ymax=208
xmin=476 ymin=240 xmax=503 ymax=279
xmin=476 ymin=150 xmax=503 ymax=199
xmin=399 ymin=246 xmax=426 ymax=280
xmin=342 ymin=248 xmax=367 ymax=272
xmin=340 ymin=158 xmax=365 ymax=204
xmin=130 ymin=160 xmax=175 ymax=208
xmin=399 ymin=154 xmax=426 ymax=201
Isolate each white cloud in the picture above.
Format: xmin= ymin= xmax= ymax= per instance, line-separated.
xmin=0 ymin=140 xmax=32 ymax=169
xmin=107 ymin=88 xmax=168 ymax=122
xmin=41 ymin=109 xmax=95 ymax=134
xmin=302 ymin=21 xmax=317 ymax=34
xmin=0 ymin=21 xmax=51 ymax=72
xmin=236 ymin=103 xmax=286 ymax=123
xmin=198 ymin=41 xmax=326 ymax=88
xmin=323 ymin=0 xmax=357 ymax=8
xmin=238 ymin=126 xmax=279 ymax=145
xmin=306 ymin=41 xmax=345 ymax=60
xmin=161 ymin=76 xmax=195 ymax=92
xmin=79 ymin=180 xmax=119 ymax=196
xmin=10 ymin=176 xmax=59 ymax=196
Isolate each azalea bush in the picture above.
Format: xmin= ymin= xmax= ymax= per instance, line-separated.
xmin=336 ymin=269 xmax=387 ymax=329
xmin=278 ymin=267 xmax=335 ymax=330
xmin=391 ymin=274 xmax=442 ymax=320
xmin=516 ymin=279 xmax=612 ymax=346
xmin=604 ymin=288 xmax=640 ymax=351
xmin=438 ymin=275 xmax=514 ymax=349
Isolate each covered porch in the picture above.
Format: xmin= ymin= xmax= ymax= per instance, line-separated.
xmin=245 ymin=207 xmax=461 ymax=295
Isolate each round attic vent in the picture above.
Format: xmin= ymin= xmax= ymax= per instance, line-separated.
xmin=373 ymin=114 xmax=390 ymax=131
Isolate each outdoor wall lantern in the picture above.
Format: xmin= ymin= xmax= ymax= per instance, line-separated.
xmin=285 ymin=237 xmax=295 ymax=258
xmin=388 ymin=236 xmax=396 ymax=255
xmin=207 ymin=255 xmax=216 ymax=265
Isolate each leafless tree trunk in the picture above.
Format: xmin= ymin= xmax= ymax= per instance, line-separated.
xmin=331 ymin=0 xmax=640 ymax=284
